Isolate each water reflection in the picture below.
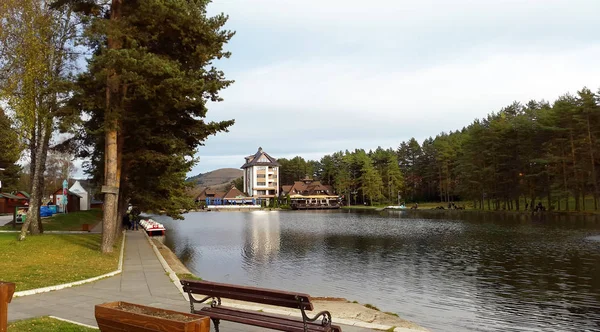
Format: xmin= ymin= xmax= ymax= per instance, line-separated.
xmin=156 ymin=210 xmax=600 ymax=332
xmin=242 ymin=212 xmax=281 ymax=263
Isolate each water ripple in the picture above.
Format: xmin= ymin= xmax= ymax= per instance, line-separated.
xmin=156 ymin=211 xmax=600 ymax=332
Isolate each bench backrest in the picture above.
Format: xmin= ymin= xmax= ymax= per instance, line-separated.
xmin=181 ymin=279 xmax=314 ymax=311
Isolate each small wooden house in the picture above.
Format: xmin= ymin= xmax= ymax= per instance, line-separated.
xmin=52 ymin=188 xmax=82 ymax=213
xmin=0 ymin=193 xmax=28 ymax=214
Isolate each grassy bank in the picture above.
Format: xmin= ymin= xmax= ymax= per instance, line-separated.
xmin=1 ymin=209 xmax=102 ymax=231
xmin=340 ymin=205 xmax=382 ymax=210
xmin=8 ymin=317 xmax=96 ymax=332
xmin=343 ymin=199 xmax=600 ymax=215
xmin=43 ymin=209 xmax=102 ymax=231
xmin=0 ymin=233 xmax=120 ymax=291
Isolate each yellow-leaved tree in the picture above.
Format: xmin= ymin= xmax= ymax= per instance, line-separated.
xmin=0 ymin=0 xmax=78 ymax=240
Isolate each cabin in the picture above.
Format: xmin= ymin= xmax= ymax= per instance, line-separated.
xmin=51 ymin=188 xmax=82 ymax=213
xmin=0 ymin=193 xmax=28 ymax=214
xmin=280 ymin=178 xmax=340 ymax=210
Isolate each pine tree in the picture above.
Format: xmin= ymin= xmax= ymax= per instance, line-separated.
xmin=60 ymin=0 xmax=235 ymax=251
xmin=0 ymin=0 xmax=76 ymax=239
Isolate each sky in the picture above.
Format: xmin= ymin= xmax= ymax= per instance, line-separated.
xmin=101 ymin=0 xmax=600 ymax=177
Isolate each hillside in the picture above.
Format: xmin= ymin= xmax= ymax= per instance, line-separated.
xmin=186 ymin=168 xmax=242 ymax=187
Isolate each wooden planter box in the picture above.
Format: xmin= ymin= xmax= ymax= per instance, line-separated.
xmin=95 ymin=301 xmax=209 ymax=332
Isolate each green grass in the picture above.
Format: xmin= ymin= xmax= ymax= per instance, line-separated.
xmin=364 ymin=303 xmax=380 ymax=311
xmin=384 ymin=311 xmax=399 ymax=317
xmin=43 ymin=209 xmax=102 ymax=231
xmin=0 ymin=210 xmax=102 ymax=231
xmin=8 ymin=317 xmax=97 ymax=331
xmin=0 ymin=233 xmax=120 ymax=291
xmin=177 ymin=273 xmax=202 ymax=281
xmin=348 ymin=196 xmax=600 ymax=214
xmin=384 ymin=327 xmax=396 ymax=332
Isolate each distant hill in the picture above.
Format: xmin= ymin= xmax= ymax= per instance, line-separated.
xmin=186 ymin=168 xmax=243 ymax=187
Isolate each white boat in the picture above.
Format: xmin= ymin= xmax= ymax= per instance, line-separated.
xmin=139 ymin=218 xmax=166 ymax=236
xmin=384 ymin=205 xmax=408 ymax=210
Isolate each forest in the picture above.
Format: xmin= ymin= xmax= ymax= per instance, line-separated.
xmin=278 ymin=87 xmax=600 ymax=211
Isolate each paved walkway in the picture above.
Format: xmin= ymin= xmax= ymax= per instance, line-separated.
xmin=8 ymin=231 xmax=374 ymax=331
xmin=0 ymin=214 xmax=13 ymax=225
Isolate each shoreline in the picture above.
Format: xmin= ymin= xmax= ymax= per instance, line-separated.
xmin=342 ymin=205 xmax=600 ymax=217
xmin=149 ymin=237 xmax=429 ymax=331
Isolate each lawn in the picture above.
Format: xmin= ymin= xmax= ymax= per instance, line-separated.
xmin=8 ymin=317 xmax=97 ymax=331
xmin=0 ymin=233 xmax=120 ymax=291
xmin=0 ymin=210 xmax=102 ymax=231
xmin=43 ymin=209 xmax=102 ymax=231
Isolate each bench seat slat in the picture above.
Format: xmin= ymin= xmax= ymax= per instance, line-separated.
xmin=182 ymin=280 xmax=313 ymax=310
xmin=202 ymin=306 xmax=329 ymax=330
xmin=201 ymin=306 xmax=331 ymax=332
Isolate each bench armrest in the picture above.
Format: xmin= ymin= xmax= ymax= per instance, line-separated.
xmin=297 ymin=295 xmax=332 ymax=329
xmin=186 ymin=291 xmax=221 ymax=313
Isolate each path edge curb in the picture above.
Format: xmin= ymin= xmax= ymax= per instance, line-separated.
xmin=143 ymin=231 xmax=188 ymax=301
xmin=49 ymin=316 xmax=100 ymax=329
xmin=13 ymin=231 xmax=126 ymax=298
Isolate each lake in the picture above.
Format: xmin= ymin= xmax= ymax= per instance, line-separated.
xmin=151 ymin=210 xmax=600 ymax=332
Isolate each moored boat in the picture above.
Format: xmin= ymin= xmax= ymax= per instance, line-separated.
xmin=139 ymin=218 xmax=166 ymax=236
xmin=384 ymin=205 xmax=408 ymax=210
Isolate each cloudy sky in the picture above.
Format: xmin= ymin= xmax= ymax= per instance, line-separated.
xmin=188 ymin=0 xmax=600 ymax=176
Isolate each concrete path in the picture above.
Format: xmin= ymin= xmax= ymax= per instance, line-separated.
xmin=8 ymin=231 xmax=374 ymax=331
xmin=0 ymin=214 xmax=13 ymax=225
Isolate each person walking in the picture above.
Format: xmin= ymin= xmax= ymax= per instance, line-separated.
xmin=129 ymin=211 xmax=138 ymax=230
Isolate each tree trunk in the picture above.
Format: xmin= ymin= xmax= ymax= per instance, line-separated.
xmin=562 ymin=148 xmax=569 ymax=211
xmin=19 ymin=122 xmax=50 ymax=240
xmin=101 ymin=0 xmax=123 ymax=254
xmin=569 ymin=130 xmax=580 ymax=211
xmin=34 ymin=123 xmax=52 ymax=233
xmin=586 ymin=115 xmax=599 ymax=210
xmin=438 ymin=167 xmax=443 ymax=202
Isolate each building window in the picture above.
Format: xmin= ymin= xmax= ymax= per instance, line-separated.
xmin=257 ymin=174 xmax=265 ymax=178
xmin=257 ymin=190 xmax=266 ymax=195
xmin=257 ymin=182 xmax=266 ymax=186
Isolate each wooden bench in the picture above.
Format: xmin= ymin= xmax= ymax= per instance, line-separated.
xmin=181 ymin=279 xmax=342 ymax=332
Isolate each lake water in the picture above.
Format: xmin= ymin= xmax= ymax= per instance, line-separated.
xmin=152 ymin=210 xmax=600 ymax=332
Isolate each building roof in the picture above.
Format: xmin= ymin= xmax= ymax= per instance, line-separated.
xmin=196 ymin=186 xmax=249 ymax=201
xmin=0 ymin=193 xmax=27 ymax=200
xmin=53 ymin=188 xmax=83 ymax=198
xmin=17 ymin=191 xmax=30 ymax=198
xmin=281 ymin=185 xmax=292 ymax=194
xmin=69 ymin=181 xmax=88 ymax=194
xmin=222 ymin=187 xmax=247 ymax=199
xmin=280 ymin=179 xmax=336 ymax=197
xmin=240 ymin=147 xmax=280 ymax=169
xmin=196 ymin=187 xmax=226 ymax=200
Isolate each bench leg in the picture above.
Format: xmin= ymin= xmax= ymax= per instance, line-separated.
xmin=211 ymin=318 xmax=220 ymax=332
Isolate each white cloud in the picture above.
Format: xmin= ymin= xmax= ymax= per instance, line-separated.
xmin=190 ymin=0 xmax=600 ymax=174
